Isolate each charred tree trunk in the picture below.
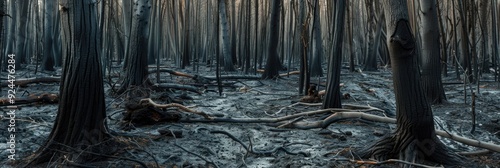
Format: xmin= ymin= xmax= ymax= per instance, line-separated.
xmin=359 ymin=0 xmax=462 ymax=166
xmin=42 ymin=0 xmax=56 ymax=71
xmin=418 ymin=0 xmax=446 ymax=104
xmin=181 ymin=0 xmax=190 ymax=68
xmin=493 ymin=0 xmax=499 ymax=82
xmin=14 ymin=0 xmax=28 ymax=68
xmin=322 ymin=0 xmax=345 ymax=109
xmin=28 ymin=0 xmax=113 ymax=165
xmin=458 ymin=0 xmax=473 ymax=83
xmin=219 ymin=0 xmax=235 ymax=71
xmin=298 ymin=0 xmax=309 ymax=94
xmin=310 ymin=0 xmax=323 ymax=77
xmin=261 ymin=0 xmax=282 ymax=79
xmin=118 ymin=0 xmax=152 ymax=94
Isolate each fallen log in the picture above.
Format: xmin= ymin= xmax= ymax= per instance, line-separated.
xmin=200 ymin=75 xmax=261 ymax=81
xmin=148 ymin=68 xmax=262 ymax=83
xmin=1 ymin=77 xmax=60 ymax=87
xmin=0 ymin=93 xmax=59 ymax=106
xmin=148 ymin=69 xmax=194 ymax=78
xmin=256 ymin=69 xmax=300 ymax=77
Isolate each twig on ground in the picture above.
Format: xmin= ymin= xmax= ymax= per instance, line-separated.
xmin=457 ymin=149 xmax=491 ymax=155
xmin=174 ymin=144 xmax=219 ymax=168
xmin=277 ymin=116 xmax=304 ymax=128
xmin=209 ymin=130 xmax=310 ymax=157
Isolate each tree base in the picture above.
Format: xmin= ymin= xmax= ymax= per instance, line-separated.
xmin=25 ymin=136 xmax=122 ymax=167
xmin=358 ymin=133 xmax=464 ymax=167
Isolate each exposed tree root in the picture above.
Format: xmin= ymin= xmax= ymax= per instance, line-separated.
xmin=357 ymin=133 xmax=463 ymax=167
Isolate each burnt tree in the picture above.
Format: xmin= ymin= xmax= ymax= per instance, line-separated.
xmin=418 ymin=0 xmax=446 ymax=104
xmin=118 ymin=0 xmax=152 ymax=94
xmin=310 ymin=0 xmax=324 ymax=77
xmin=322 ymin=0 xmax=345 ymax=109
xmin=359 ymin=0 xmax=462 ymax=166
xmin=261 ymin=0 xmax=282 ymax=79
xmin=28 ymin=0 xmax=114 ymax=165
xmin=42 ymin=0 xmax=56 ymax=71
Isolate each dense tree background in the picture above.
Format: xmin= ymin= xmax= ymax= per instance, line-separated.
xmin=0 ymin=0 xmax=496 ymax=87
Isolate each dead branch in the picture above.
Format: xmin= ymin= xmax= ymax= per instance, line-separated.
xmin=201 ymin=75 xmax=262 ymax=81
xmin=139 ymin=98 xmax=212 ymax=119
xmin=283 ymin=112 xmax=500 ymax=153
xmin=0 ymin=93 xmax=58 ymax=106
xmin=1 ymin=77 xmax=60 ymax=87
xmin=148 ymin=68 xmax=262 ymax=83
xmin=256 ymin=69 xmax=300 ymax=77
xmin=148 ymin=69 xmax=194 ymax=78
xmin=182 ymin=105 xmax=500 ymax=153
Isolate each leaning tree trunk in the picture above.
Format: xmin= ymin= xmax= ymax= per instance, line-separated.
xmin=118 ymin=0 xmax=152 ymax=94
xmin=322 ymin=0 xmax=345 ymax=109
xmin=359 ymin=0 xmax=462 ymax=166
xmin=418 ymin=0 xmax=446 ymax=104
xmin=27 ymin=0 xmax=112 ymax=165
xmin=261 ymin=0 xmax=282 ymax=79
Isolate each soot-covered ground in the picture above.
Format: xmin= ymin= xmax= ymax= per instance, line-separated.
xmin=1 ymin=64 xmax=499 ymax=167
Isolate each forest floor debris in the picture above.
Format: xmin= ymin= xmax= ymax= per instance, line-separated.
xmin=1 ymin=65 xmax=499 ymax=167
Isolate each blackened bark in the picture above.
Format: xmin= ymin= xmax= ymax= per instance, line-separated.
xmin=28 ymin=0 xmax=113 ymax=165
xmin=322 ymin=0 xmax=345 ymax=109
xmin=219 ymin=0 xmax=235 ymax=71
xmin=359 ymin=0 xmax=462 ymax=165
xmin=297 ymin=0 xmax=308 ymax=94
xmin=310 ymin=0 xmax=323 ymax=77
xmin=42 ymin=0 xmax=55 ymax=71
xmin=118 ymin=0 xmax=153 ymax=94
xmin=14 ymin=0 xmax=29 ymax=68
xmin=261 ymin=0 xmax=282 ymax=79
xmin=419 ymin=0 xmax=446 ymax=104
xmin=182 ymin=0 xmax=191 ymax=68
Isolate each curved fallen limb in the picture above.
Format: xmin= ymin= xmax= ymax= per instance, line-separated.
xmin=139 ymin=98 xmax=212 ymax=119
xmin=181 ymin=108 xmax=368 ymax=123
xmin=283 ymin=112 xmax=500 ymax=153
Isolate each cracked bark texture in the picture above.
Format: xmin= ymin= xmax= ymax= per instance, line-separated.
xmin=359 ymin=0 xmax=463 ymax=166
